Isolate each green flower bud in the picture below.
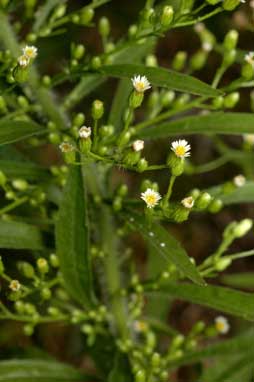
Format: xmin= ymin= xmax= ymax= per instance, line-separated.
xmin=80 ymin=8 xmax=94 ymax=24
xmin=17 ymin=261 xmax=35 ymax=278
xmin=123 ymin=150 xmax=141 ymax=166
xmin=206 ymin=0 xmax=221 ymax=4
xmin=192 ymin=320 xmax=205 ymax=334
xmin=99 ymin=17 xmax=110 ymax=37
xmin=190 ymin=188 xmax=200 ymax=199
xmin=36 ymin=258 xmax=49 ymax=274
xmin=147 ymin=91 xmax=159 ymax=109
xmin=0 ymin=171 xmax=7 ymax=186
xmin=113 ymin=196 xmax=122 ymax=212
xmin=151 ymin=352 xmax=161 ymax=367
xmin=49 ymin=253 xmax=59 ymax=268
xmin=73 ymin=44 xmax=85 ymax=60
xmin=195 ymin=192 xmax=212 ymax=210
xmin=117 ymin=131 xmax=131 ymax=147
xmin=137 ymin=158 xmax=148 ymax=172
xmin=48 ymin=306 xmax=60 ymax=316
xmin=91 ymin=100 xmax=104 ymax=120
xmin=71 ymin=14 xmax=80 ymax=24
xmin=170 ymin=334 xmax=185 ymax=349
xmin=24 ymin=303 xmax=37 ymax=315
xmin=13 ymin=65 xmax=29 ymax=83
xmin=223 ymin=30 xmax=239 ymax=50
xmin=233 ymin=219 xmax=253 ymax=238
xmin=215 ymin=257 xmax=232 ymax=271
xmin=172 ymin=51 xmax=187 ymax=71
xmin=128 ymin=24 xmax=138 ymax=38
xmin=223 ymin=92 xmax=239 ymax=108
xmin=53 ymin=4 xmax=66 ymax=19
xmin=160 ymin=5 xmax=174 ymax=28
xmin=135 ymin=370 xmax=146 ymax=382
xmin=167 ymin=153 xmax=185 ymax=176
xmin=146 ymin=54 xmax=157 ymax=67
xmin=172 ymin=204 xmax=190 ymax=223
xmin=49 ymin=132 xmax=61 ymax=144
xmin=241 ymin=62 xmax=254 ymax=80
xmin=174 ymin=94 xmax=190 ymax=108
xmin=41 ymin=287 xmax=52 ymax=300
xmin=190 ymin=50 xmax=208 ymax=71
xmin=208 ymin=198 xmax=223 ymax=213
xmin=117 ymin=184 xmax=128 ymax=197
xmin=91 ymin=56 xmax=101 ymax=70
xmin=12 ymin=178 xmax=28 ymax=191
xmin=222 ymin=49 xmax=236 ymax=67
xmin=42 ymin=75 xmax=51 ymax=86
xmin=161 ymin=91 xmax=175 ymax=108
xmin=212 ymin=96 xmax=224 ymax=109
xmin=17 ymin=95 xmax=29 ymax=109
xmin=0 ymin=256 xmax=4 ymax=275
xmin=129 ymin=91 xmax=144 ymax=108
xmin=14 ymin=300 xmax=25 ymax=314
xmin=99 ymin=124 xmax=114 ymax=137
xmin=59 ymin=142 xmax=76 ymax=164
xmin=160 ymin=371 xmax=168 ymax=381
xmin=223 ymin=0 xmax=241 ymax=11
xmin=73 ymin=113 xmax=85 ymax=127
xmin=23 ymin=324 xmax=34 ymax=336
xmin=0 ymin=96 xmax=7 ymax=113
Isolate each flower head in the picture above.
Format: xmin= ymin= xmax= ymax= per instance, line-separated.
xmin=131 ymin=75 xmax=151 ymax=93
xmin=244 ymin=52 xmax=254 ymax=66
xmin=171 ymin=139 xmax=191 ymax=159
xmin=59 ymin=142 xmax=75 ymax=153
xmin=181 ymin=196 xmax=194 ymax=209
xmin=132 ymin=140 xmax=144 ymax=152
xmin=215 ymin=316 xmax=230 ymax=334
xmin=18 ymin=55 xmax=30 ymax=67
xmin=233 ymin=174 xmax=246 ymax=188
xmin=23 ymin=45 xmax=38 ymax=59
xmin=141 ymin=188 xmax=161 ymax=208
xmin=9 ymin=279 xmax=21 ymax=292
xmin=79 ymin=126 xmax=91 ymax=139
xmin=244 ymin=134 xmax=254 ymax=145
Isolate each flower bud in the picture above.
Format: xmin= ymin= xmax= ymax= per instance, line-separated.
xmin=117 ymin=131 xmax=131 ymax=147
xmin=123 ymin=151 xmax=141 ymax=166
xmin=59 ymin=142 xmax=76 ymax=164
xmin=241 ymin=62 xmax=254 ymax=80
xmin=49 ymin=132 xmax=61 ymax=144
xmin=233 ymin=219 xmax=253 ymax=238
xmin=222 ymin=49 xmax=236 ymax=67
xmin=206 ymin=0 xmax=221 ymax=4
xmin=151 ymin=352 xmax=161 ymax=367
xmin=48 ymin=306 xmax=60 ymax=316
xmin=49 ymin=253 xmax=59 ymax=268
xmin=80 ymin=8 xmax=94 ymax=24
xmin=23 ymin=324 xmax=34 ymax=336
xmin=113 ymin=196 xmax=122 ymax=212
xmin=128 ymin=24 xmax=138 ymax=38
xmin=42 ymin=75 xmax=51 ymax=86
xmin=135 ymin=370 xmax=146 ymax=382
xmin=91 ymin=100 xmax=104 ymax=120
xmin=36 ymin=258 xmax=49 ymax=274
xmin=41 ymin=287 xmax=52 ymax=300
xmin=160 ymin=5 xmax=174 ymax=28
xmin=215 ymin=257 xmax=232 ymax=271
xmin=13 ymin=65 xmax=29 ymax=83
xmin=99 ymin=124 xmax=114 ymax=137
xmin=147 ymin=91 xmax=159 ymax=109
xmin=223 ymin=92 xmax=239 ymax=108
xmin=212 ymin=96 xmax=224 ymax=109
xmin=117 ymin=184 xmax=128 ymax=197
xmin=99 ymin=17 xmax=110 ymax=37
xmin=195 ymin=192 xmax=212 ymax=210
xmin=12 ymin=178 xmax=28 ymax=191
xmin=172 ymin=51 xmax=187 ymax=71
xmin=17 ymin=261 xmax=34 ymax=278
xmin=137 ymin=158 xmax=148 ymax=172
xmin=223 ymin=0 xmax=241 ymax=11
xmin=91 ymin=56 xmax=101 ymax=70
xmin=167 ymin=153 xmax=185 ymax=176
xmin=146 ymin=54 xmax=157 ymax=67
xmin=129 ymin=91 xmax=144 ymax=108
xmin=0 ymin=171 xmax=7 ymax=186
xmin=208 ymin=198 xmax=223 ymax=213
xmin=223 ymin=30 xmax=239 ymax=50
xmin=190 ymin=50 xmax=208 ymax=71
xmin=0 ymin=256 xmax=4 ymax=275
xmin=161 ymin=91 xmax=175 ymax=108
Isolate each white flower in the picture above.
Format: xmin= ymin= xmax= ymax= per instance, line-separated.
xmin=202 ymin=42 xmax=213 ymax=52
xmin=243 ymin=134 xmax=254 ymax=145
xmin=181 ymin=196 xmax=194 ymax=209
xmin=215 ymin=316 xmax=230 ymax=334
xmin=233 ymin=174 xmax=246 ymax=188
xmin=79 ymin=126 xmax=91 ymax=139
xmin=18 ymin=55 xmax=29 ymax=67
xmin=132 ymin=140 xmax=144 ymax=152
xmin=141 ymin=188 xmax=161 ymax=208
xmin=9 ymin=279 xmax=21 ymax=292
xmin=23 ymin=45 xmax=38 ymax=59
xmin=133 ymin=320 xmax=148 ymax=332
xmin=59 ymin=142 xmax=75 ymax=153
xmin=171 ymin=139 xmax=191 ymax=158
xmin=131 ymin=75 xmax=151 ymax=93
xmin=244 ymin=52 xmax=254 ymax=66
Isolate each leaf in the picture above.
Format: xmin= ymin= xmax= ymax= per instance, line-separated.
xmin=0 ymin=359 xmax=93 ymax=381
xmin=125 ymin=211 xmax=204 ymax=285
xmin=222 ymin=273 xmax=254 ymax=289
xmin=212 ymin=356 xmax=254 ymax=382
xmin=108 ymin=78 xmax=132 ymax=131
xmin=0 ymin=220 xmax=43 ymax=250
xmin=148 ymin=282 xmax=254 ymax=320
xmin=0 ymin=120 xmax=45 ymax=146
xmin=139 ymin=112 xmax=254 ymax=139
xmin=107 ymin=353 xmax=132 ymax=382
xmin=208 ymin=181 xmax=254 ymax=205
xmin=100 ymin=64 xmax=220 ymax=97
xmin=55 ymin=166 xmax=95 ymax=307
xmin=0 ymin=160 xmax=49 ymax=180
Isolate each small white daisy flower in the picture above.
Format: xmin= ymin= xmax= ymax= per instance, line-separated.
xmin=18 ymin=55 xmax=30 ymax=67
xmin=59 ymin=142 xmax=75 ymax=153
xmin=23 ymin=45 xmax=38 ymax=59
xmin=233 ymin=174 xmax=246 ymax=188
xmin=131 ymin=75 xmax=151 ymax=93
xmin=244 ymin=52 xmax=254 ymax=66
xmin=79 ymin=126 xmax=91 ymax=139
xmin=9 ymin=279 xmax=21 ymax=292
xmin=215 ymin=316 xmax=230 ymax=334
xmin=141 ymin=188 xmax=161 ymax=208
xmin=181 ymin=196 xmax=194 ymax=209
xmin=132 ymin=140 xmax=144 ymax=152
xmin=133 ymin=320 xmax=148 ymax=332
xmin=171 ymin=139 xmax=191 ymax=159
xmin=243 ymin=134 xmax=254 ymax=145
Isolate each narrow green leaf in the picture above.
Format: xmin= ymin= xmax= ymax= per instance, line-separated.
xmin=148 ymin=282 xmax=254 ymax=320
xmin=213 ymin=356 xmax=254 ymax=382
xmin=108 ymin=353 xmax=132 ymax=382
xmin=0 ymin=220 xmax=43 ymax=250
xmin=100 ymin=64 xmax=220 ymax=97
xmin=125 ymin=212 xmax=204 ymax=285
xmin=0 ymin=160 xmax=49 ymax=180
xmin=0 ymin=120 xmax=45 ymax=145
xmin=208 ymin=181 xmax=254 ymax=205
xmin=55 ymin=166 xmax=95 ymax=307
xmin=222 ymin=273 xmax=254 ymax=289
xmin=139 ymin=112 xmax=254 ymax=139
xmin=0 ymin=359 xmax=92 ymax=381
xmin=108 ymin=78 xmax=132 ymax=131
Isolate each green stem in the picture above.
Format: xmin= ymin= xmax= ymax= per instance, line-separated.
xmin=165 ymin=175 xmax=176 ymax=204
xmin=212 ymin=66 xmax=227 ymax=88
xmin=0 ymin=196 xmax=29 ymax=216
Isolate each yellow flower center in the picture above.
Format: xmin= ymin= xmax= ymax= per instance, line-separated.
xmin=216 ymin=321 xmax=225 ymax=332
xmin=26 ymin=48 xmax=34 ymax=57
xmin=136 ymin=81 xmax=145 ymax=92
xmin=175 ymin=146 xmax=186 ymax=157
xmin=146 ymin=194 xmax=157 ymax=205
